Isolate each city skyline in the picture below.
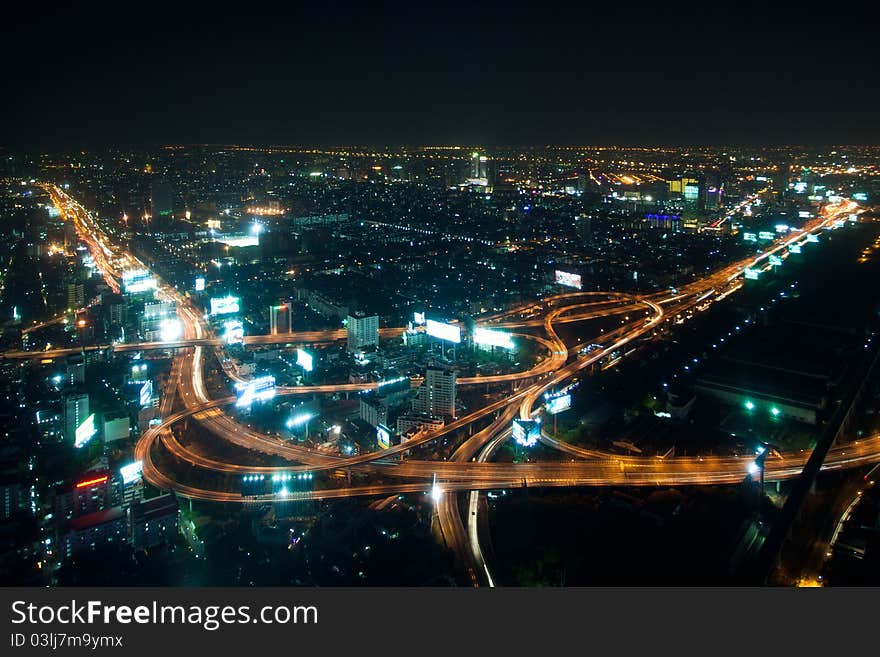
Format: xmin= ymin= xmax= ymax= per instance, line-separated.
xmin=2 ymin=3 xmax=880 ymax=596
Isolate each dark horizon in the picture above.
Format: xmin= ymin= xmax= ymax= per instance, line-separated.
xmin=3 ymin=1 xmax=879 ymax=148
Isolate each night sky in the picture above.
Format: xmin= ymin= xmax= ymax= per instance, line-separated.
xmin=2 ymin=1 xmax=878 ymax=147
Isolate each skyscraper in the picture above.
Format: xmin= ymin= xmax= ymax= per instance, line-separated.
xmin=575 ymin=213 xmax=592 ymax=245
xmin=467 ymin=151 xmax=489 ymax=186
xmin=346 ymin=312 xmax=379 ymax=352
xmin=411 ymin=363 xmax=456 ymax=418
xmin=269 ymin=303 xmax=292 ymax=335
xmin=62 ymin=392 xmax=89 ymax=444
xmin=150 ymin=179 xmax=174 ymax=218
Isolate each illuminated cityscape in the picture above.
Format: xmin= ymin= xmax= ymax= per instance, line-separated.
xmin=1 ymin=3 xmax=880 ymax=589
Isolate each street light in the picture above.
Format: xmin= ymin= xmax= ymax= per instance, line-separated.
xmin=748 ymin=444 xmax=769 ymax=509
xmin=430 ymin=472 xmax=442 ymax=503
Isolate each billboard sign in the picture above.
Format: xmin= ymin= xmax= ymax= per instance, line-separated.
xmin=195 ymin=277 xmax=206 ymax=292
xmin=74 ymin=413 xmax=97 ymax=448
xmin=296 ymin=348 xmax=314 ymax=372
xmin=545 ymin=393 xmax=572 ymax=415
xmin=512 ymin=418 xmax=541 ymax=447
xmin=120 ymin=461 xmax=144 ymax=485
xmin=139 ymin=380 xmax=153 ymax=408
xmin=413 ymin=311 xmax=426 ymax=325
xmin=743 ymin=232 xmax=757 ymax=242
xmin=122 ymin=269 xmax=157 ymax=294
xmin=425 ymin=319 xmax=461 ymax=344
xmin=159 ymin=318 xmax=182 ymax=342
xmin=377 ymin=424 xmax=391 ymax=449
xmin=210 ymin=295 xmax=240 ymax=316
xmin=234 ymin=375 xmax=276 ymax=407
xmin=789 ymin=244 xmax=802 ymax=254
xmin=473 ymin=327 xmax=515 ymax=350
xmin=555 ymin=270 xmax=583 ymax=289
xmin=768 ymin=255 xmax=783 ymax=266
xmin=223 ymin=319 xmax=244 ymax=345
xmin=758 ymin=231 xmax=775 ymax=241
xmin=744 ymin=268 xmax=760 ymax=280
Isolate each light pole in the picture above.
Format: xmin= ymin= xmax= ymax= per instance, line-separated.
xmin=749 ymin=443 xmax=768 ymax=512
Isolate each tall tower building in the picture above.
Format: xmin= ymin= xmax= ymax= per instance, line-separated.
xmin=775 ymin=161 xmax=790 ymax=201
xmin=269 ymin=303 xmax=292 ymax=335
xmin=346 ymin=312 xmax=379 ymax=352
xmin=575 ymin=213 xmax=592 ymax=245
xmin=63 ymin=392 xmax=89 ymax=444
xmin=468 ymin=151 xmax=489 ymax=185
xmin=150 ymin=179 xmax=174 ymax=219
xmin=411 ymin=363 xmax=456 ymax=418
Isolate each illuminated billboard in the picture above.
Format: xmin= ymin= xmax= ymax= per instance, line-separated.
xmin=413 ymin=311 xmax=426 ymax=325
xmin=215 ymin=234 xmax=259 ymax=248
xmin=758 ymin=231 xmax=775 ymax=241
xmin=223 ymin=319 xmax=244 ymax=345
xmin=775 ymin=224 xmax=790 ymax=232
xmin=743 ymin=232 xmax=757 ymax=242
xmin=210 ymin=295 xmax=240 ymax=316
xmin=744 ymin=268 xmax=760 ymax=280
xmin=473 ymin=327 xmax=515 ymax=350
xmin=555 ymin=270 xmax=583 ymax=289
xmin=122 ymin=269 xmax=157 ymax=294
xmin=120 ymin=461 xmax=144 ymax=485
xmin=74 ymin=413 xmax=97 ymax=448
xmin=296 ymin=348 xmax=314 ymax=372
xmin=545 ymin=393 xmax=572 ymax=415
xmin=806 ymin=233 xmax=819 ymax=243
xmin=159 ymin=318 xmax=182 ymax=342
xmin=425 ymin=319 xmax=461 ymax=344
xmin=377 ymin=424 xmax=391 ymax=450
xmin=139 ymin=380 xmax=153 ymax=408
xmin=789 ymin=244 xmax=802 ymax=254
xmin=512 ymin=418 xmax=541 ymax=447
xmin=235 ymin=375 xmax=276 ymax=407
xmin=195 ymin=277 xmax=206 ymax=292
xmin=768 ymin=255 xmax=783 ymax=266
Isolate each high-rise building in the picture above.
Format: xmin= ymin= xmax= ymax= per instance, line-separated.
xmin=346 ymin=312 xmax=379 ymax=352
xmin=67 ymin=283 xmax=84 ymax=309
xmin=269 ymin=303 xmax=292 ymax=335
xmin=62 ymin=392 xmax=89 ymax=444
xmin=150 ymin=179 xmax=174 ymax=218
xmin=411 ymin=363 xmax=456 ymax=418
xmin=359 ymin=394 xmax=389 ymax=427
xmin=575 ymin=213 xmax=592 ymax=245
xmin=54 ymin=468 xmax=115 ymax=520
xmin=467 ymin=151 xmax=490 ymax=185
xmin=61 ymin=507 xmax=128 ymax=558
xmin=130 ymin=495 xmax=179 ymax=549
xmin=66 ymin=356 xmax=85 ymax=385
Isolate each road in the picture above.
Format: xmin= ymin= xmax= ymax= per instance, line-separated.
xmin=42 ymin=183 xmax=869 ymax=585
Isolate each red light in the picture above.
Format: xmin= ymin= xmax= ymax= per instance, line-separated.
xmin=75 ymin=475 xmax=108 ymax=489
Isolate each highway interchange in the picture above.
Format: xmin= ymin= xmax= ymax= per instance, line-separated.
xmin=27 ymin=184 xmax=874 ymax=585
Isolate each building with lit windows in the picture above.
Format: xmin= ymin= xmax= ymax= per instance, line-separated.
xmin=346 ymin=312 xmax=379 ymax=352
xmin=61 ymin=507 xmax=128 ymax=557
xmin=62 ymin=392 xmax=89 ymax=444
xmin=130 ymin=494 xmax=179 ymax=549
xmin=269 ymin=302 xmax=292 ymax=334
xmin=411 ymin=363 xmax=456 ymax=418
